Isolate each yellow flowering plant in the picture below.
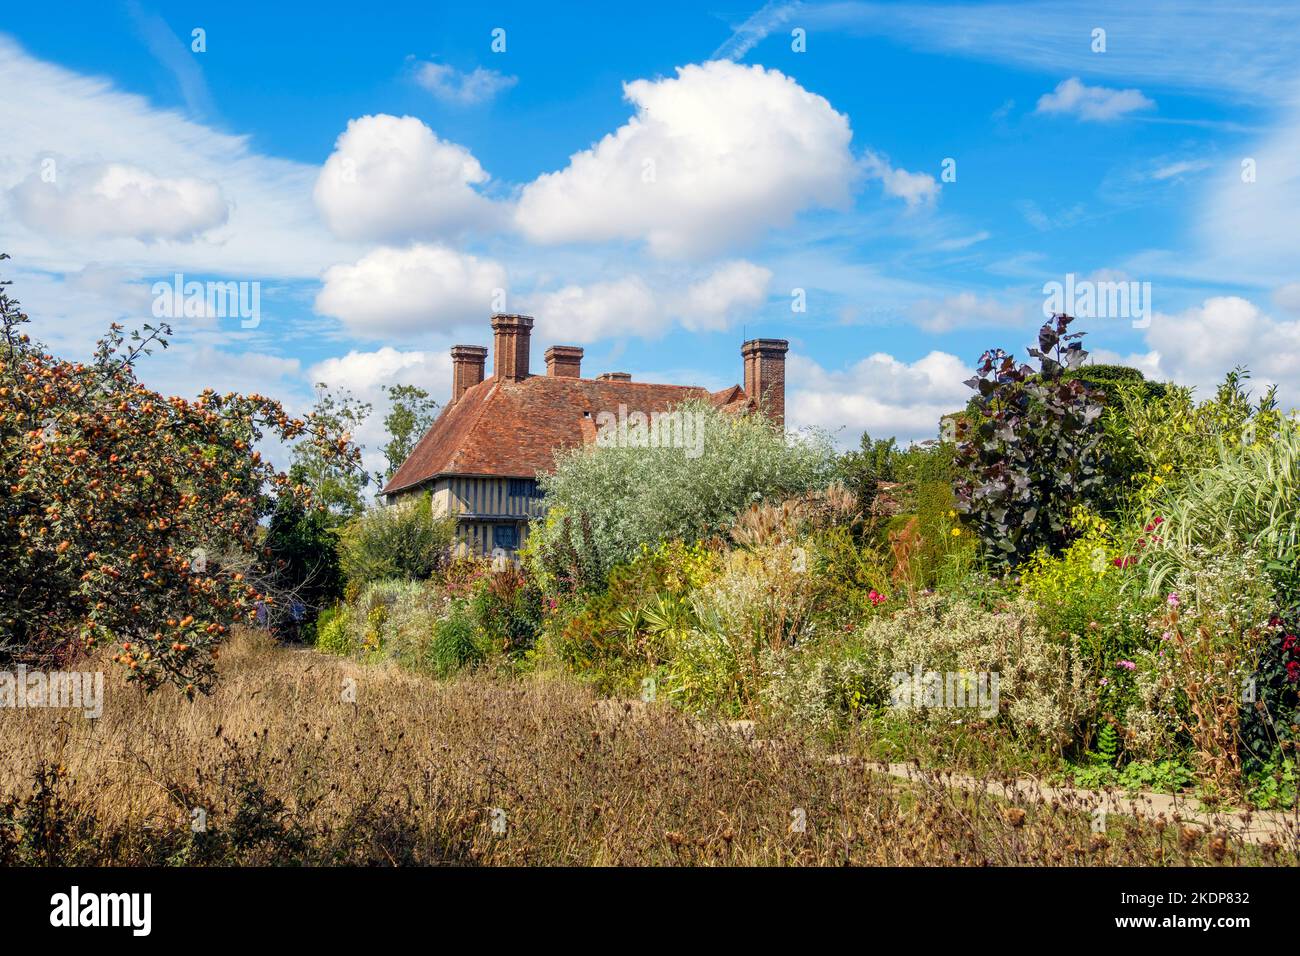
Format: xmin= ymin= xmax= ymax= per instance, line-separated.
xmin=1119 ymin=370 xmax=1282 ymax=504
xmin=1019 ymin=507 xmax=1156 ymax=756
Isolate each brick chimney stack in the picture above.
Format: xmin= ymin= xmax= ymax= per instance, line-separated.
xmin=449 ymin=345 xmax=487 ymax=405
xmin=491 ymin=314 xmax=534 ymax=382
xmin=545 ymin=345 xmax=583 ymax=378
xmin=741 ymin=338 xmax=789 ymax=426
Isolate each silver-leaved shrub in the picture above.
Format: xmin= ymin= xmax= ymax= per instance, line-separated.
xmin=527 ymin=400 xmax=835 ymax=591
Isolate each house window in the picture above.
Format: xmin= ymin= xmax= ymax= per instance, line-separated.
xmin=493 ymin=525 xmax=519 ymax=550
xmin=508 ymin=479 xmax=541 ymax=499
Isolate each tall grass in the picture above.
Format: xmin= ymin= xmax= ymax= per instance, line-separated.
xmin=1140 ymin=420 xmax=1300 ymax=599
xmin=1 ymin=630 xmax=1294 ymax=866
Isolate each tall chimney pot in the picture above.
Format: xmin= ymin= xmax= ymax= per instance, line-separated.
xmin=449 ymin=345 xmax=487 ymax=404
xmin=741 ymin=338 xmax=789 ymax=427
xmin=491 ymin=314 xmax=534 ymax=382
xmin=545 ymin=345 xmax=584 ymax=378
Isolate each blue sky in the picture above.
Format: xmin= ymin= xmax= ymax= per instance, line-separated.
xmin=2 ymin=1 xmax=1299 ymax=470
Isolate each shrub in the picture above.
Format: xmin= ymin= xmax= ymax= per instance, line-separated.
xmin=0 ymin=256 xmax=359 ymax=692
xmin=1118 ymin=369 xmax=1281 ymax=507
xmin=954 ymin=314 xmax=1108 ymax=566
xmin=527 ymin=400 xmax=835 ymax=592
xmin=667 ymin=539 xmax=824 ymax=713
xmin=313 ymin=606 xmax=351 ymax=656
xmin=805 ymin=524 xmax=890 ymax=621
xmin=1018 ymin=508 xmax=1152 ymax=751
xmin=883 ymin=481 xmax=973 ymax=592
xmin=1240 ymin=606 xmax=1300 ymax=775
xmin=1072 ymin=363 xmax=1168 ymax=404
xmin=339 ymin=494 xmax=455 ymax=588
xmin=761 ymin=635 xmax=873 ymax=732
xmin=540 ymin=541 xmax=719 ymax=694
xmin=1115 ymin=412 xmax=1299 ymax=779
xmin=1068 ymin=365 xmax=1169 ymax=515
xmin=663 ymin=518 xmax=890 ymax=715
xmin=429 ymin=604 xmax=485 ymax=677
xmin=470 ymin=569 xmax=543 ymax=655
xmin=767 ymin=594 xmax=1097 ymax=753
xmin=318 ymin=579 xmax=446 ymax=669
xmin=1128 ymin=545 xmax=1276 ymax=792
xmin=311 ymin=575 xmax=496 ymax=679
xmin=833 ymin=432 xmax=899 ymax=515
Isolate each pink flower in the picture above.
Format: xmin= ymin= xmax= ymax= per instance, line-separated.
xmin=1167 ymin=593 xmax=1180 ymax=608
xmin=1117 ymin=660 xmax=1136 ymax=671
xmin=868 ymin=590 xmax=887 ymax=607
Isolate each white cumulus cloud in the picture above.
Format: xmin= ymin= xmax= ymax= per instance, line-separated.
xmin=787 ymin=350 xmax=973 ymax=446
xmin=315 ymin=244 xmax=507 ymax=339
xmin=524 ymin=260 xmax=773 ymax=342
xmin=1036 ymin=77 xmax=1154 ymax=122
xmin=309 ymin=346 xmax=453 ymax=477
xmin=412 ymin=60 xmax=517 ymax=105
xmin=1274 ymin=283 xmax=1300 ymax=316
xmin=527 ymin=276 xmax=661 ymax=343
xmin=514 ymin=60 xmax=855 ymax=258
xmin=860 ymin=150 xmax=939 ymax=206
xmin=0 ymin=34 xmax=365 ymax=279
xmin=1142 ymin=296 xmax=1300 ymax=406
xmin=9 ymin=161 xmax=227 ymax=241
xmin=671 ymin=260 xmax=773 ymax=332
xmin=1197 ymin=90 xmax=1300 ymax=282
xmin=314 ymin=114 xmax=503 ymax=242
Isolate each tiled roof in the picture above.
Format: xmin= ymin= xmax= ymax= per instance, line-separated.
xmin=382 ymin=374 xmax=753 ymax=495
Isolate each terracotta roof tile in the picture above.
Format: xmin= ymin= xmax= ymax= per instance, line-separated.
xmin=383 ymin=373 xmax=746 ymax=495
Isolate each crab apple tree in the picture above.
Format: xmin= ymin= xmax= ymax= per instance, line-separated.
xmin=0 ymin=255 xmax=362 ymax=693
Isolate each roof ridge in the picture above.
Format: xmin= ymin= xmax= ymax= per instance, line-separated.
xmin=382 ymin=377 xmax=497 ymax=495
xmin=383 ymin=373 xmax=748 ymax=494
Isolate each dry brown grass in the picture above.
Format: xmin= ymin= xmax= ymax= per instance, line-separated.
xmin=1 ymin=628 xmax=1295 ymax=866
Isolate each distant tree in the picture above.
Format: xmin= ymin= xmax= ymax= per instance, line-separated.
xmin=290 ymin=384 xmax=372 ymax=520
xmin=1073 ymin=363 xmax=1169 ymax=514
xmin=261 ymin=496 xmax=345 ymax=640
xmin=833 ymin=432 xmax=898 ymax=515
xmin=1072 ymin=363 xmax=1168 ymax=405
xmin=382 ymin=384 xmax=439 ymax=481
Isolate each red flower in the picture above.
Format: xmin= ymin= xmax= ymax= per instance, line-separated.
xmin=1284 ymin=634 xmax=1298 ymax=653
xmin=1111 ymin=555 xmax=1136 ymax=569
xmin=1287 ymin=660 xmax=1300 ymax=682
